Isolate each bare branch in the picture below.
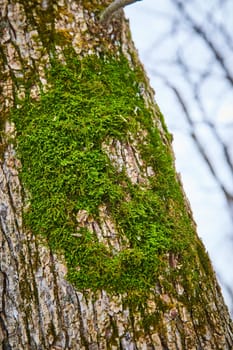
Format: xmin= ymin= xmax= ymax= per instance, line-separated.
xmin=152 ymin=70 xmax=233 ymax=220
xmin=100 ymin=0 xmax=142 ymax=23
xmin=172 ymin=0 xmax=233 ymax=86
xmin=174 ymin=52 xmax=233 ymax=176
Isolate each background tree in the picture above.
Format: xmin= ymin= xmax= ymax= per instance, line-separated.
xmin=0 ymin=0 xmax=233 ymax=349
xmin=126 ymin=0 xmax=233 ymax=314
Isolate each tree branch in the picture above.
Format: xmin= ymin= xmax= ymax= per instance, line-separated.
xmin=100 ymin=0 xmax=142 ymax=23
xmin=172 ymin=0 xmax=233 ymax=86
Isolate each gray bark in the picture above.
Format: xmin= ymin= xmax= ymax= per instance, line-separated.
xmin=0 ymin=0 xmax=233 ymax=349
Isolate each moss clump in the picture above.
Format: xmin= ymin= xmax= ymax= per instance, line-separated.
xmin=12 ymin=52 xmax=197 ymax=299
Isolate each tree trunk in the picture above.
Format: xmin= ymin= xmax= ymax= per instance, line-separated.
xmin=0 ymin=1 xmax=232 ymax=349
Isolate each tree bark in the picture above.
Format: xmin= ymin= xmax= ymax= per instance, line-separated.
xmin=0 ymin=1 xmax=232 ymax=349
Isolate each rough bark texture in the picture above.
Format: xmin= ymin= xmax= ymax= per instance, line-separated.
xmin=0 ymin=1 xmax=233 ymax=349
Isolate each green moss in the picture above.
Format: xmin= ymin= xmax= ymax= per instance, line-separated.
xmin=0 ymin=119 xmax=7 ymax=160
xmin=12 ymin=52 xmax=199 ymax=302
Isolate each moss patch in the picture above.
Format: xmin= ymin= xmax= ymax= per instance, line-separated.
xmin=12 ymin=53 xmax=198 ymax=300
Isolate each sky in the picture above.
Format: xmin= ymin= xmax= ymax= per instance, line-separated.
xmin=125 ymin=0 xmax=233 ymax=311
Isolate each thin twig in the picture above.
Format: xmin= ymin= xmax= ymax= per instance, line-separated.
xmin=100 ymin=0 xmax=142 ymax=24
xmin=152 ymin=70 xmax=233 ymax=220
xmin=172 ymin=0 xmax=233 ymax=86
